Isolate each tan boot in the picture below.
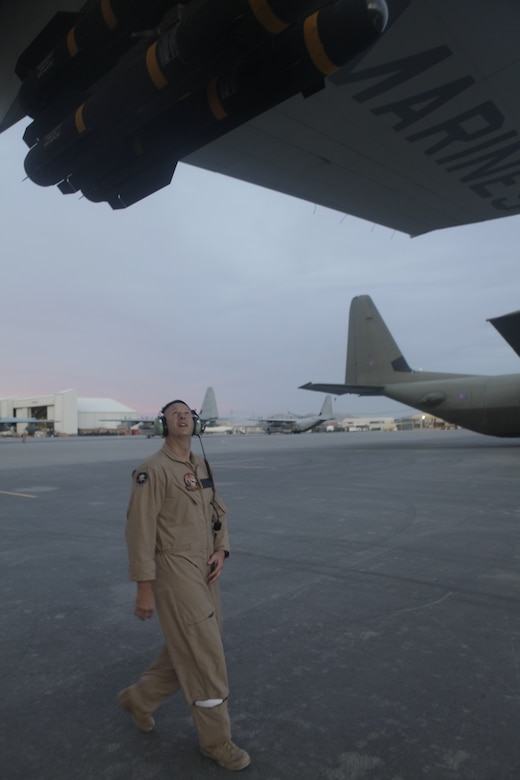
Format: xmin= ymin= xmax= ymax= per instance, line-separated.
xmin=200 ymin=740 xmax=251 ymax=771
xmin=118 ymin=687 xmax=155 ymax=733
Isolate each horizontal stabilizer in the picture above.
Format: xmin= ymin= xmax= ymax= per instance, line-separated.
xmin=300 ymin=382 xmax=384 ymax=396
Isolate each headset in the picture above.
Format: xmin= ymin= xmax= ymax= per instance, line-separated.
xmin=154 ymin=400 xmax=205 ymax=438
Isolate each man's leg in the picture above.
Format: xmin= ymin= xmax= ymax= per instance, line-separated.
xmin=155 ymin=571 xmax=249 ymax=769
xmin=119 ymin=644 xmax=181 ymax=731
xmin=134 ymin=644 xmax=181 ymax=709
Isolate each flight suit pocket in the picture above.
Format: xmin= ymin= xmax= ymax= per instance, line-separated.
xmin=158 ymin=544 xmax=193 ymax=555
xmin=186 ymin=610 xmax=215 ymax=629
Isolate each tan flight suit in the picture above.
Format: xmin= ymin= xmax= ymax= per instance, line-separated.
xmin=125 ymin=442 xmax=232 ymax=747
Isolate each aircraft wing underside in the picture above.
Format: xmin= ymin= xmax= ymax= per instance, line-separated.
xmin=186 ymin=0 xmax=520 ymax=236
xmin=2 ymin=0 xmax=520 ymax=235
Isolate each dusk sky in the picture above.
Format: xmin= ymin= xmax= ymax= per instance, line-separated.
xmin=3 ymin=120 xmax=520 ymax=421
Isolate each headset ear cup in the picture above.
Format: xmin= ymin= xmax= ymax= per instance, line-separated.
xmin=154 ymin=415 xmax=167 ymax=437
xmin=191 ymin=411 xmax=203 ymax=436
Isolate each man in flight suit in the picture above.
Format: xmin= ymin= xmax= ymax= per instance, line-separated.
xmin=119 ymin=399 xmax=250 ymax=771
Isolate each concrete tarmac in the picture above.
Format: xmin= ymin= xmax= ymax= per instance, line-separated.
xmin=1 ymin=429 xmax=520 ymax=780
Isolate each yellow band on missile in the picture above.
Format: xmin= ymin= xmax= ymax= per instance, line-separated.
xmin=146 ymin=42 xmax=168 ymax=90
xmin=101 ymin=0 xmax=118 ymax=30
xmin=248 ymin=0 xmax=288 ymax=35
xmin=303 ymin=12 xmax=339 ymax=75
xmin=75 ymin=104 xmax=87 ymax=134
xmin=67 ymin=27 xmax=79 ymax=57
xmin=207 ymin=79 xmax=227 ymax=121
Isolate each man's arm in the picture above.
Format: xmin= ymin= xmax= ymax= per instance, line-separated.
xmin=207 ymin=549 xmax=226 ymax=585
xmin=125 ymin=467 xmax=161 ymax=582
xmin=125 ymin=465 xmax=163 ymax=620
xmin=134 ymin=580 xmax=155 ymax=620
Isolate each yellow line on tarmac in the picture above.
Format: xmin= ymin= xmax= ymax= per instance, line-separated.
xmin=0 ymin=490 xmax=37 ymax=499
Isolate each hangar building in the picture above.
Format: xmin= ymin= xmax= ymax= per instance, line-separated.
xmin=0 ymin=389 xmax=137 ymax=435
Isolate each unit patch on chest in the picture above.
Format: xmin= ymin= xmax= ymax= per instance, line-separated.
xmin=184 ymin=472 xmax=200 ymax=491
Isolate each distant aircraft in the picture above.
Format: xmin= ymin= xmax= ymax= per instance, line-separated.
xmin=301 ymin=296 xmax=520 ymax=437
xmin=261 ymin=395 xmax=334 ymax=434
xmin=199 ymin=386 xmax=218 ymax=423
xmin=198 ymin=386 xmax=234 ymax=434
xmin=3 ymin=1 xmax=520 ymax=235
xmin=0 ymin=416 xmax=55 ymax=434
xmin=99 ymin=415 xmax=156 ymax=435
xmin=199 ymin=387 xmax=335 ymax=434
xmin=103 ymin=387 xmax=224 ymax=435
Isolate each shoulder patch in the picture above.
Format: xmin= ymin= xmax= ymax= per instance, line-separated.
xmin=135 ymin=472 xmax=149 ymax=485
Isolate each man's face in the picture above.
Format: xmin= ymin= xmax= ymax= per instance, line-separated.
xmin=164 ymin=402 xmax=194 ymax=437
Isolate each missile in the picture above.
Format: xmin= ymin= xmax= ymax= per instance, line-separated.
xmin=22 ymin=0 xmax=323 ymax=139
xmin=17 ymin=0 xmax=174 ymax=119
xmin=23 ymin=0 xmax=389 ymax=207
xmin=66 ymin=0 xmax=389 ymax=208
xmin=23 ymin=0 xmax=327 ymax=182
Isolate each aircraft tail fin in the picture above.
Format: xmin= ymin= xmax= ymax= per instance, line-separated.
xmin=200 ymin=386 xmax=218 ymax=422
xmin=300 ymin=295 xmax=473 ymax=399
xmin=345 ymin=295 xmax=414 ymax=386
xmin=345 ymin=295 xmax=468 ymax=388
xmin=320 ymin=394 xmax=333 ymax=418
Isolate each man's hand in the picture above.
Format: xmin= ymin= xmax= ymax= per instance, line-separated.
xmin=207 ymin=550 xmax=226 ymax=584
xmin=134 ymin=581 xmax=155 ymax=620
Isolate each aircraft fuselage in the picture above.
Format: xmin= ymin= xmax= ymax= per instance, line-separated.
xmin=384 ymin=374 xmax=520 ymax=437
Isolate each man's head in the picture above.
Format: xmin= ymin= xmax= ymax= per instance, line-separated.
xmin=157 ymin=400 xmax=203 ymax=437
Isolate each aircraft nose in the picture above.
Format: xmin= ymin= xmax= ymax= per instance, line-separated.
xmin=366 ymin=0 xmax=389 ymax=33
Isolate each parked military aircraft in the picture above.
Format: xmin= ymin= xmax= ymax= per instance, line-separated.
xmin=301 ymin=296 xmax=520 ymax=438
xmin=2 ymin=1 xmax=520 ymax=235
xmin=261 ymin=395 xmax=334 ymax=434
xmin=198 ymin=386 xmax=234 ymax=434
xmin=99 ymin=415 xmax=155 ymax=435
xmin=102 ymin=386 xmax=224 ymax=434
xmin=197 ymin=388 xmax=335 ymax=434
xmin=0 ymin=416 xmax=55 ymax=435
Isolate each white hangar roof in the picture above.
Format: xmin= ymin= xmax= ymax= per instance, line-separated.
xmin=77 ymin=398 xmax=135 ymax=413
